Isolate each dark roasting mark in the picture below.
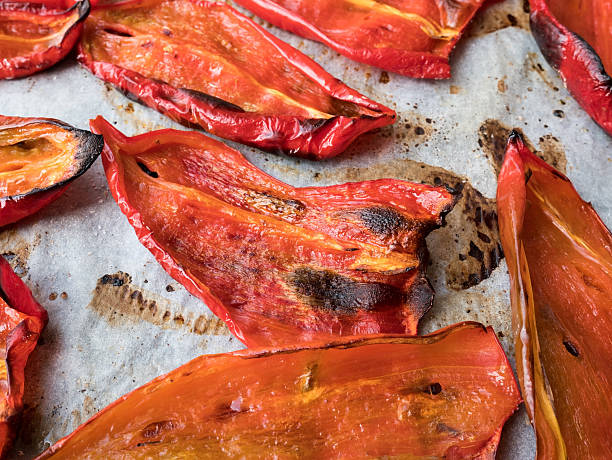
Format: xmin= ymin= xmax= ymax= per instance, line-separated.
xmin=563 ymin=340 xmax=580 ymax=357
xmin=290 ymin=267 xmax=404 ymax=313
xmin=357 ymin=206 xmax=412 ymax=237
xmin=137 ymin=162 xmax=159 ymax=178
xmin=89 ymin=272 xmax=230 ymax=336
xmin=179 ymin=88 xmax=246 ymax=113
xmin=425 ymin=382 xmax=442 ymax=395
xmin=103 ymin=27 xmax=134 ymax=38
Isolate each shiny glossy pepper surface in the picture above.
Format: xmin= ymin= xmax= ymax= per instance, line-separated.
xmin=497 ymin=131 xmax=612 ymax=459
xmin=0 ymin=0 xmax=89 ymax=79
xmin=91 ymin=116 xmax=456 ymax=347
xmin=0 ymin=115 xmax=103 ymax=227
xmin=0 ymin=256 xmax=47 ymax=458
xmin=38 ymin=322 xmax=521 ymax=459
xmin=78 ymin=0 xmax=396 ymax=159
xmin=530 ymin=0 xmax=612 ymax=136
xmin=234 ymin=0 xmax=487 ymax=79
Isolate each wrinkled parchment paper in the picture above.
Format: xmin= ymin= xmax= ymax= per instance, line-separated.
xmin=2 ymin=0 xmax=611 ymax=457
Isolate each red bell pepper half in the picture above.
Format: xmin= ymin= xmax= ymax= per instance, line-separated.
xmin=78 ymin=0 xmax=396 ymax=159
xmin=0 ymin=0 xmax=90 ymax=79
xmin=234 ymin=0 xmax=487 ymax=79
xmin=0 ymin=256 xmax=47 ymax=458
xmin=91 ymin=116 xmax=455 ymax=347
xmin=530 ymin=0 xmax=612 ymax=136
xmin=497 ymin=131 xmax=612 ymax=458
xmin=0 ymin=115 xmax=104 ymax=227
xmin=38 ymin=322 xmax=521 ymax=459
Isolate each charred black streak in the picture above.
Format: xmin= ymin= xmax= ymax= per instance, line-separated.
xmin=425 ymin=382 xmax=442 ymax=395
xmin=289 ymin=267 xmax=404 ymax=313
xmin=179 ymin=88 xmax=245 ymax=113
xmin=356 ymin=206 xmax=413 ymax=238
xmin=563 ymin=340 xmax=580 ymax=357
xmin=137 ymin=162 xmax=159 ymax=179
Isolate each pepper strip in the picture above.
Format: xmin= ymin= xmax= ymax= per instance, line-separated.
xmin=92 ymin=116 xmax=455 ymax=347
xmin=0 ymin=0 xmax=89 ymax=79
xmin=234 ymin=0 xmax=487 ymax=79
xmin=497 ymin=131 xmax=612 ymax=459
xmin=0 ymin=115 xmax=103 ymax=227
xmin=38 ymin=322 xmax=521 ymax=459
xmin=530 ymin=0 xmax=612 ymax=136
xmin=78 ymin=0 xmax=395 ymax=159
xmin=0 ymin=256 xmax=47 ymax=458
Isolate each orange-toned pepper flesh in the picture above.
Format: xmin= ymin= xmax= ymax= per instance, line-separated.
xmin=38 ymin=322 xmax=521 ymax=459
xmin=91 ymin=116 xmax=456 ymax=347
xmin=530 ymin=0 xmax=612 ymax=136
xmin=0 ymin=256 xmax=47 ymax=458
xmin=0 ymin=0 xmax=89 ymax=79
xmin=0 ymin=115 xmax=103 ymax=227
xmin=78 ymin=0 xmax=395 ymax=158
xmin=234 ymin=0 xmax=487 ymax=79
xmin=497 ymin=131 xmax=612 ymax=458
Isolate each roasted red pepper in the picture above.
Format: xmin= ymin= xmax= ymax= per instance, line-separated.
xmin=78 ymin=0 xmax=395 ymax=159
xmin=530 ymin=0 xmax=612 ymax=136
xmin=497 ymin=131 xmax=612 ymax=458
xmin=0 ymin=256 xmax=47 ymax=458
xmin=0 ymin=115 xmax=103 ymax=227
xmin=0 ymin=0 xmax=89 ymax=79
xmin=38 ymin=322 xmax=521 ymax=459
xmin=234 ymin=0 xmax=487 ymax=79
xmin=91 ymin=116 xmax=455 ymax=347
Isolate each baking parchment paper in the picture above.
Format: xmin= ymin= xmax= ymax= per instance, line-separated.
xmin=1 ymin=0 xmax=611 ymax=457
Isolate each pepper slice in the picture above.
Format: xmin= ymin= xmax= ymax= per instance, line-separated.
xmin=0 ymin=0 xmax=89 ymax=79
xmin=234 ymin=0 xmax=487 ymax=79
xmin=78 ymin=0 xmax=396 ymax=159
xmin=0 ymin=256 xmax=47 ymax=458
xmin=91 ymin=116 xmax=455 ymax=347
xmin=530 ymin=0 xmax=612 ymax=136
xmin=38 ymin=322 xmax=521 ymax=459
xmin=0 ymin=115 xmax=103 ymax=227
xmin=497 ymin=131 xmax=612 ymax=459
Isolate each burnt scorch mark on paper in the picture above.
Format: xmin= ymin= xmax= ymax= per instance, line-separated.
xmin=0 ymin=228 xmax=40 ymax=277
xmin=478 ymin=119 xmax=567 ymax=176
xmin=466 ymin=0 xmax=529 ymax=38
xmin=88 ymin=272 xmax=230 ymax=336
xmin=290 ymin=267 xmax=404 ymax=313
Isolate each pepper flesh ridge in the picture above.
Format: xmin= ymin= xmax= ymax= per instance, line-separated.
xmin=0 ymin=256 xmax=47 ymax=459
xmin=530 ymin=0 xmax=612 ymax=136
xmin=0 ymin=115 xmax=103 ymax=227
xmin=497 ymin=132 xmax=612 ymax=459
xmin=37 ymin=322 xmax=521 ymax=459
xmin=233 ymin=0 xmax=487 ymax=79
xmin=91 ymin=116 xmax=455 ymax=347
xmin=78 ymin=0 xmax=396 ymax=159
xmin=0 ymin=0 xmax=89 ymax=79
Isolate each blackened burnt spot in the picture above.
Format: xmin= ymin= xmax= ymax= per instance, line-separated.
xmin=358 ymin=207 xmax=412 ymax=238
xmin=101 ymin=274 xmax=127 ymax=287
xmin=563 ymin=340 xmax=580 ymax=357
xmin=103 ymin=27 xmax=133 ymax=38
xmin=290 ymin=267 xmax=404 ymax=314
xmin=137 ymin=162 xmax=159 ymax=178
xmin=525 ymin=168 xmax=533 ymax=184
xmin=425 ymin=383 xmax=442 ymax=395
xmin=468 ymin=241 xmax=484 ymax=262
xmin=179 ymin=88 xmax=245 ymax=113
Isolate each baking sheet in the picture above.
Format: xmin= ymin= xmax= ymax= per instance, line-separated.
xmin=2 ymin=0 xmax=611 ymax=457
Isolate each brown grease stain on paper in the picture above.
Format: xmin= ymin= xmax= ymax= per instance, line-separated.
xmin=466 ymin=0 xmax=529 ymax=38
xmin=88 ymin=272 xmax=230 ymax=336
xmin=478 ymin=119 xmax=567 ymax=176
xmin=0 ymin=227 xmax=40 ymax=276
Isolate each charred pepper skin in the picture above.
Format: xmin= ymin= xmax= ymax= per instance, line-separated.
xmin=37 ymin=322 xmax=521 ymax=459
xmin=91 ymin=116 xmax=456 ymax=347
xmin=530 ymin=0 xmax=612 ymax=136
xmin=78 ymin=0 xmax=396 ymax=159
xmin=234 ymin=0 xmax=487 ymax=79
xmin=0 ymin=256 xmax=47 ymax=458
xmin=0 ymin=0 xmax=90 ymax=80
xmin=497 ymin=131 xmax=612 ymax=459
xmin=0 ymin=115 xmax=104 ymax=227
